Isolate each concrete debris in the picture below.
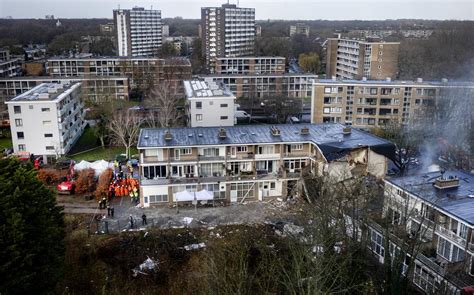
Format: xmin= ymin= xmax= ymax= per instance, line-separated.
xmin=183 ymin=242 xmax=206 ymax=251
xmin=283 ymin=223 xmax=304 ymax=236
xmin=132 ymin=257 xmax=159 ymax=277
xmin=182 ymin=217 xmax=193 ymax=225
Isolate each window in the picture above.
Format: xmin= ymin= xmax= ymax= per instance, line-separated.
xmin=231 ymin=182 xmax=254 ymax=199
xmin=149 ymin=195 xmax=168 ymax=203
xmin=143 ymin=165 xmax=167 ymax=179
xmin=196 ymin=114 xmax=203 ymax=121
xmin=413 ymin=264 xmax=437 ymax=293
xmin=452 ymin=244 xmax=465 ymax=262
xmin=15 ymin=119 xmax=23 ymax=127
xmin=14 ymin=106 xmax=21 ymax=114
xmin=220 ymin=116 xmax=228 ymax=120
xmin=42 ymin=120 xmax=51 ymax=125
xmin=370 ymin=88 xmax=378 ymax=95
xmin=370 ymin=229 xmax=385 ymax=258
xmin=459 ymin=223 xmax=468 ymax=239
xmin=291 ymin=144 xmax=303 ymax=151
xmin=324 ymin=87 xmax=331 ymax=94
xmin=195 ymin=102 xmax=202 ymax=109
xmin=220 ymin=103 xmax=228 ymax=107
xmin=237 ymin=146 xmax=248 ymax=152
xmin=46 ymin=146 xmax=55 ymax=150
xmin=41 ymin=108 xmax=50 ymax=112
xmin=180 ymin=148 xmax=192 ymax=155
xmin=18 ymin=144 xmax=26 ymax=151
xmin=437 ymin=237 xmax=451 ymax=260
xmin=17 ymin=132 xmax=24 ymax=139
xmin=44 ymin=133 xmax=53 ymax=138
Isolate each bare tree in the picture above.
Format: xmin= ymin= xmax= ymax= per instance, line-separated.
xmin=107 ymin=109 xmax=143 ymax=159
xmin=145 ymin=82 xmax=182 ymax=128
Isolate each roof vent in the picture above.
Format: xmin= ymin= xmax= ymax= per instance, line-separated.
xmin=270 ymin=126 xmax=281 ymax=137
xmin=441 ymin=78 xmax=448 ymax=83
xmin=416 ymin=77 xmax=423 ymax=83
xmin=164 ymin=130 xmax=172 ymax=141
xmin=218 ymin=128 xmax=227 ymax=139
xmin=300 ymin=126 xmax=309 ymax=135
xmin=144 ymin=135 xmax=149 ymax=139
xmin=433 ymin=176 xmax=459 ymax=190
xmin=343 ymin=126 xmax=352 ymax=135
xmin=386 ymin=77 xmax=391 ymax=82
xmin=362 ymin=77 xmax=367 ymax=81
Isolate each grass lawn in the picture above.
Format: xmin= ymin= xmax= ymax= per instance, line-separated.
xmin=69 ymin=146 xmax=138 ymax=162
xmin=67 ymin=126 xmax=99 ymax=155
xmin=0 ymin=137 xmax=12 ymax=150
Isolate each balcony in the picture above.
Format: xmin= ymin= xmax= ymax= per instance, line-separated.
xmin=435 ymin=225 xmax=466 ymax=247
xmin=198 ymin=155 xmax=225 ymax=162
xmin=227 ymin=153 xmax=255 ymax=160
xmin=283 ymin=152 xmax=309 ymax=159
xmin=255 ymin=153 xmax=280 ymax=160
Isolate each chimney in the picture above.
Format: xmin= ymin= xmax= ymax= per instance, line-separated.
xmin=433 ymin=175 xmax=460 ymax=190
xmin=416 ymin=77 xmax=423 ymax=83
xmin=270 ymin=126 xmax=281 ymax=136
xmin=218 ymin=127 xmax=227 ymax=139
xmin=164 ymin=130 xmax=172 ymax=141
xmin=300 ymin=126 xmax=309 ymax=135
xmin=343 ymin=126 xmax=352 ymax=135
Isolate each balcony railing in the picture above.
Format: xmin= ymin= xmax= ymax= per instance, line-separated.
xmin=435 ymin=225 xmax=466 ymax=246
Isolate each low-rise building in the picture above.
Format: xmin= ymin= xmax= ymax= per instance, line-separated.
xmin=0 ymin=76 xmax=130 ymax=107
xmin=311 ymin=78 xmax=474 ymax=128
xmin=137 ymin=123 xmax=394 ymax=207
xmin=5 ymin=82 xmax=85 ymax=163
xmin=184 ymin=79 xmax=236 ymax=127
xmin=214 ymin=56 xmax=286 ymax=75
xmin=0 ymin=49 xmax=21 ymax=78
xmin=373 ymin=169 xmax=474 ymax=294
xmin=290 ymin=23 xmax=310 ymax=37
xmin=47 ymin=56 xmax=191 ymax=94
xmin=202 ymin=73 xmax=317 ymax=99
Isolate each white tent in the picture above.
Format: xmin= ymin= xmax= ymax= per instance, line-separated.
xmin=74 ymin=160 xmax=113 ymax=176
xmin=174 ymin=190 xmax=214 ymax=202
xmin=174 ymin=190 xmax=194 ymax=202
xmin=195 ymin=189 xmax=214 ymax=201
xmin=74 ymin=160 xmax=91 ymax=171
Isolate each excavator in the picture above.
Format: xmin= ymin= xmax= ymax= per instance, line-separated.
xmin=57 ymin=160 xmax=76 ymax=194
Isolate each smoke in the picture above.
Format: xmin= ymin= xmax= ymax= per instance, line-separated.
xmin=417 ymin=85 xmax=474 ymax=172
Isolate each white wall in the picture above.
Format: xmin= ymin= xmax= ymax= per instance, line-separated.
xmin=188 ymin=96 xmax=235 ymax=127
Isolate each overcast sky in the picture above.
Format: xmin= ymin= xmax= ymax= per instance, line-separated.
xmin=1 ymin=0 xmax=473 ymax=20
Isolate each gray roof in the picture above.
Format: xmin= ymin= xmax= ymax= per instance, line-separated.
xmin=387 ymin=170 xmax=474 ymax=226
xmin=138 ymin=123 xmax=394 ymax=160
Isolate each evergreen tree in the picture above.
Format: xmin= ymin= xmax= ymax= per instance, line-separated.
xmin=0 ymin=158 xmax=65 ymax=294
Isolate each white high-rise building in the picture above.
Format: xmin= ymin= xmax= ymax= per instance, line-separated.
xmin=5 ymin=82 xmax=85 ymax=163
xmin=113 ymin=7 xmax=162 ymax=57
xmin=201 ymin=4 xmax=255 ymax=70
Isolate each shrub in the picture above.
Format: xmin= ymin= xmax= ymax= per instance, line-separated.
xmin=37 ymin=169 xmax=61 ymax=185
xmin=75 ymin=168 xmax=96 ymax=194
xmin=94 ymin=168 xmax=113 ymax=199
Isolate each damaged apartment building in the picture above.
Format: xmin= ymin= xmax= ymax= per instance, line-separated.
xmin=366 ymin=169 xmax=474 ymax=294
xmin=137 ymin=123 xmax=395 ymax=207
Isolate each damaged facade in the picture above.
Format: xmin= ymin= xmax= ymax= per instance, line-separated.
xmin=137 ymin=123 xmax=394 ymax=207
xmin=368 ymin=169 xmax=474 ymax=294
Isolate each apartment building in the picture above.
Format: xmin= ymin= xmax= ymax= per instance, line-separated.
xmin=201 ymin=4 xmax=255 ymax=69
xmin=290 ymin=23 xmax=310 ymax=37
xmin=137 ymin=123 xmax=393 ymax=207
xmin=184 ymin=79 xmax=236 ymax=127
xmin=47 ymin=56 xmax=191 ymax=93
xmin=215 ymin=56 xmax=286 ymax=75
xmin=326 ymin=37 xmax=400 ymax=80
xmin=5 ymin=83 xmax=85 ymax=163
xmin=370 ymin=169 xmax=474 ymax=294
xmin=203 ymin=73 xmax=317 ymax=99
xmin=0 ymin=49 xmax=21 ymax=78
xmin=311 ymin=78 xmax=474 ymax=128
xmin=0 ymin=76 xmax=130 ymax=108
xmin=113 ymin=7 xmax=162 ymax=57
